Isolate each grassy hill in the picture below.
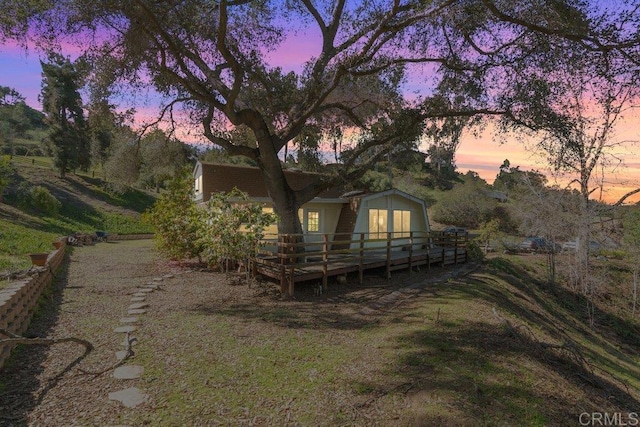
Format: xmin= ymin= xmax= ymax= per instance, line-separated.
xmin=0 ymin=155 xmax=156 ymax=272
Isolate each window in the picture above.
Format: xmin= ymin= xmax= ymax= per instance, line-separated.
xmin=369 ymin=208 xmax=388 ymax=239
xmin=307 ymin=210 xmax=319 ymax=232
xmin=393 ymin=210 xmax=411 ymax=238
xmin=262 ymin=207 xmax=278 ymax=235
xmin=195 ymin=174 xmax=202 ymax=193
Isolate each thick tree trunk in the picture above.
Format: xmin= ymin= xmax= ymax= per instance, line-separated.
xmin=254 ymin=133 xmax=303 ymax=236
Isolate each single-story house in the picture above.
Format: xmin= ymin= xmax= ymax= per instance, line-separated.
xmin=193 ymin=161 xmax=431 ymax=250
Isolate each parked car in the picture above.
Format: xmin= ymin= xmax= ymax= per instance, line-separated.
xmin=561 ymin=239 xmax=601 ymax=254
xmin=516 ymin=237 xmax=560 ymax=253
xmin=443 ymin=226 xmax=467 ymax=235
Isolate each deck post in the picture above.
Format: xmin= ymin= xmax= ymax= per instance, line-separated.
xmin=280 ymin=265 xmax=286 ymax=294
xmin=322 ymin=234 xmax=328 ymax=292
xmin=408 ymin=231 xmax=414 ymax=274
xmin=454 ymin=233 xmax=459 ymax=265
xmin=288 ymin=235 xmax=295 ymax=296
xmin=427 ymin=232 xmax=431 ymax=271
xmin=386 ymin=232 xmax=392 ymax=279
xmin=358 ymin=233 xmax=364 ymax=284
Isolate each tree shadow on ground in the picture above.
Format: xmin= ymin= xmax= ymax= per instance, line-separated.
xmin=378 ymin=319 xmax=640 ymax=425
xmin=366 ymin=257 xmax=640 ymax=424
xmin=187 ymin=266 xmax=455 ymax=332
xmin=0 ymin=257 xmax=84 ymax=426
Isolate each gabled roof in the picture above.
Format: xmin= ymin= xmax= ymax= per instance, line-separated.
xmin=195 ymin=161 xmax=347 ymax=201
xmin=357 ymin=188 xmax=428 ymax=208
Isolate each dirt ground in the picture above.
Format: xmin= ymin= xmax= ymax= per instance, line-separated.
xmin=0 ymin=239 xmax=476 ymax=426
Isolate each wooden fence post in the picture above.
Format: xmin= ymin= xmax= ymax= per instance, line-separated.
xmin=322 ymin=234 xmax=328 ymax=292
xmin=408 ymin=231 xmax=414 ymax=274
xmin=359 ymin=233 xmax=364 ymax=284
xmin=386 ymin=232 xmax=392 ymax=279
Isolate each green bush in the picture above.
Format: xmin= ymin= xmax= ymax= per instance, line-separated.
xmin=197 ymin=189 xmax=277 ymax=271
xmin=144 ymin=168 xmax=203 ymax=260
xmin=0 ymin=156 xmax=13 ymax=200
xmin=30 ymin=185 xmax=61 ymax=216
xmin=466 ymin=240 xmax=485 ymax=262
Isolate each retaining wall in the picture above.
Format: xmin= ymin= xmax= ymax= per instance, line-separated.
xmin=108 ymin=233 xmax=154 ymax=241
xmin=0 ymin=242 xmax=67 ymax=369
xmin=0 ymin=233 xmax=154 ymax=369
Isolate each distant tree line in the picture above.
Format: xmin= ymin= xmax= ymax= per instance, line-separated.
xmin=0 ymin=56 xmax=195 ymax=193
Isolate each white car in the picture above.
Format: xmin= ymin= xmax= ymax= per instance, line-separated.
xmin=562 ymin=240 xmax=601 ymax=253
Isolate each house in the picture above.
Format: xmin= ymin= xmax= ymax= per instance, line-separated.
xmin=193 ymin=161 xmax=431 ymax=249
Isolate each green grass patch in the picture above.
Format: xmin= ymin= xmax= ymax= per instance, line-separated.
xmin=1 ymin=157 xmax=155 ymax=272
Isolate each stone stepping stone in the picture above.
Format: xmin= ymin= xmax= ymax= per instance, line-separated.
xmin=115 ymin=350 xmax=130 ymax=361
xmin=121 ymin=336 xmax=139 ymax=347
xmin=131 ymin=297 xmax=146 ymax=302
xmin=108 ymin=387 xmax=148 ymax=408
xmin=114 ymin=325 xmax=137 ymax=333
xmin=120 ymin=317 xmax=139 ymax=324
xmin=132 ymin=292 xmax=147 ymax=297
xmin=128 ymin=309 xmax=147 ymax=315
xmin=163 ymin=274 xmax=174 ymax=279
xmin=143 ymin=284 xmax=159 ymax=290
xmin=136 ymin=288 xmax=154 ymax=293
xmin=152 ymin=277 xmax=163 ymax=282
xmin=128 ymin=302 xmax=149 ymax=310
xmin=113 ymin=365 xmax=144 ymax=379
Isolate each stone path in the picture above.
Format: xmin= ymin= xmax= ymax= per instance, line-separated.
xmin=107 ymin=273 xmax=186 ymax=409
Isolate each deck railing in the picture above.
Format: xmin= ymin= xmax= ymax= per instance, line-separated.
xmin=253 ymin=230 xmax=468 ymax=295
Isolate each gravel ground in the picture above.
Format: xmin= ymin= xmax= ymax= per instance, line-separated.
xmin=0 ymin=240 xmax=177 ymax=426
xmin=1 ymin=239 xmax=462 ymax=426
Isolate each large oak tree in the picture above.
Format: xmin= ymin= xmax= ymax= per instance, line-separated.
xmin=4 ymin=0 xmax=639 ymax=233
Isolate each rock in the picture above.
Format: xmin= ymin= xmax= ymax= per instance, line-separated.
xmin=114 ymin=325 xmax=137 ymax=333
xmin=128 ymin=309 xmax=146 ymax=315
xmin=113 ymin=365 xmax=144 ymax=379
xmin=108 ymin=387 xmax=148 ymax=408
xmin=128 ymin=303 xmax=149 ymax=310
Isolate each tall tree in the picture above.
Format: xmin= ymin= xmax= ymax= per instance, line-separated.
xmin=139 ymin=128 xmax=189 ymax=192
xmin=7 ymin=1 xmax=640 ymax=233
xmin=40 ymin=53 xmax=90 ymax=177
xmin=502 ymin=43 xmax=640 ymax=298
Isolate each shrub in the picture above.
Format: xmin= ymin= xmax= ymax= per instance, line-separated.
xmin=466 ymin=240 xmax=485 ymax=262
xmin=30 ymin=185 xmax=61 ymax=216
xmin=0 ymin=157 xmax=13 ymax=201
xmin=144 ymin=167 xmax=203 ymax=260
xmin=197 ymin=189 xmax=277 ymax=272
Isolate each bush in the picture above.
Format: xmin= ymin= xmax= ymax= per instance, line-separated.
xmin=0 ymin=157 xmax=13 ymax=201
xmin=144 ymin=168 xmax=203 ymax=260
xmin=30 ymin=186 xmax=61 ymax=216
xmin=197 ymin=189 xmax=277 ymax=272
xmin=466 ymin=240 xmax=485 ymax=262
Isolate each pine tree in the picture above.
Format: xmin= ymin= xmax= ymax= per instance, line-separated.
xmin=40 ymin=54 xmax=90 ymax=177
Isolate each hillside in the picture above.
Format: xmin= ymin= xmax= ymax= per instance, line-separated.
xmin=0 ymin=157 xmax=156 ymax=272
xmin=0 ymin=241 xmax=638 ymax=425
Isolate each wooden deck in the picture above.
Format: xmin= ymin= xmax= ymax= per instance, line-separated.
xmin=253 ymin=231 xmax=468 ymax=296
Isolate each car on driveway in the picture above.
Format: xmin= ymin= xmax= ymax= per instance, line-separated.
xmin=443 ymin=226 xmax=467 ymax=235
xmin=561 ymin=239 xmax=601 ymax=254
xmin=517 ymin=237 xmax=560 ymax=253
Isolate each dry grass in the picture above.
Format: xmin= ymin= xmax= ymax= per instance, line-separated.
xmin=1 ymin=241 xmax=639 ymax=426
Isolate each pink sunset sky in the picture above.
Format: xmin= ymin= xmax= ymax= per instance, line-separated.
xmin=2 ymin=32 xmax=640 ymax=204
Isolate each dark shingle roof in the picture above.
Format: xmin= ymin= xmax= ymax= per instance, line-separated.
xmin=198 ymin=162 xmax=346 ymax=201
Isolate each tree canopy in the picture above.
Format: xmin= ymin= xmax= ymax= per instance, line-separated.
xmin=5 ymin=0 xmax=640 ymax=232
xmin=40 ymin=53 xmax=91 ymax=177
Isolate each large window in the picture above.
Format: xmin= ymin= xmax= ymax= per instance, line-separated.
xmin=369 ymin=208 xmax=388 ymax=239
xmin=393 ymin=210 xmax=411 ymax=238
xmin=307 ymin=210 xmax=320 ymax=232
xmin=262 ymin=207 xmax=278 ymax=235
